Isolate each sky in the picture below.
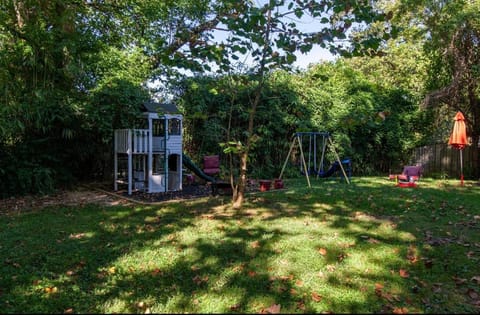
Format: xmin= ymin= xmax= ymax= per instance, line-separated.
xmin=255 ymin=0 xmax=337 ymax=69
xmin=293 ymin=46 xmax=336 ymax=69
xmin=209 ymin=0 xmax=338 ymax=71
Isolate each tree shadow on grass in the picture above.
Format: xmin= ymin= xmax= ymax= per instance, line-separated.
xmin=1 ymin=178 xmax=479 ymax=313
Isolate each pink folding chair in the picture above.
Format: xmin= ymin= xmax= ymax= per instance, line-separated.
xmin=203 ymin=155 xmax=220 ymax=176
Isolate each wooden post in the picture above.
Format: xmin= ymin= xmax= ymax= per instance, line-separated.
xmin=279 ymin=136 xmax=296 ymax=180
xmin=164 ymin=117 xmax=168 ymax=192
xmin=279 ymin=134 xmax=311 ymax=188
xmin=148 ymin=117 xmax=153 ymax=193
xmin=328 ymin=137 xmax=350 ymax=184
xmin=127 ymin=129 xmax=132 ymax=195
xmin=298 ymin=135 xmax=311 ymax=188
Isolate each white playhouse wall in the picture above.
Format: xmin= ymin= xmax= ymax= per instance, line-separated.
xmin=114 ymin=112 xmax=183 ymax=195
xmin=147 ymin=113 xmax=183 ymax=193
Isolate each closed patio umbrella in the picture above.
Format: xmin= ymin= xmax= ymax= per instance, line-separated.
xmin=448 ymin=112 xmax=468 ymax=186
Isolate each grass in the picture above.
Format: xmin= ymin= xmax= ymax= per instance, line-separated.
xmin=1 ymin=177 xmax=480 ymax=313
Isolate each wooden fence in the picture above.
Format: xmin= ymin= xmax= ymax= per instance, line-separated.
xmin=411 ymin=143 xmax=477 ymax=178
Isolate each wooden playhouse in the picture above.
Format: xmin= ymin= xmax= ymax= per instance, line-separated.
xmin=114 ymin=102 xmax=183 ymax=195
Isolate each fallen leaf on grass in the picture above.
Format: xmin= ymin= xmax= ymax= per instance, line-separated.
xmin=260 ymin=304 xmax=281 ymax=314
xmin=407 ymin=245 xmax=419 ymax=264
xmin=232 ymin=264 xmax=245 ymax=273
xmin=192 ymin=275 xmax=209 ymax=285
xmin=452 ymin=276 xmax=467 ymax=285
xmin=230 ymin=304 xmax=241 ymax=311
xmin=250 ymin=241 xmax=261 ymax=249
xmin=399 ymin=269 xmax=409 ymax=278
xmin=373 ymin=283 xmax=400 ymax=303
xmin=337 ymin=253 xmax=347 ymax=262
xmin=432 ymin=283 xmax=442 ymax=293
xmin=279 ymin=274 xmax=294 ymax=281
xmin=407 ymin=255 xmax=419 ymax=264
xmin=470 ymin=299 xmax=480 ymax=308
xmin=44 ymin=286 xmax=58 ymax=294
xmin=367 ymin=237 xmax=380 ymax=244
xmin=340 ymin=242 xmax=356 ymax=249
xmin=151 ymin=268 xmax=163 ymax=276
xmin=381 ymin=291 xmax=399 ymax=303
xmin=311 ymin=292 xmax=322 ymax=302
xmin=297 ymin=300 xmax=306 ymax=310
xmin=467 ymin=288 xmax=479 ymax=300
xmin=144 ymin=224 xmax=155 ymax=232
xmin=69 ymin=233 xmax=86 ymax=239
xmin=471 ymin=276 xmax=480 ymax=284
xmin=392 ymin=307 xmax=409 ymax=314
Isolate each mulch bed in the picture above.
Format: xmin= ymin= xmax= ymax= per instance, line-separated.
xmin=95 ymin=179 xmax=270 ymax=204
xmin=117 ymin=183 xmax=215 ymax=203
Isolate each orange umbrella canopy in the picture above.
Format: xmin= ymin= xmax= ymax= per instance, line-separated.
xmin=448 ymin=111 xmax=467 ymax=149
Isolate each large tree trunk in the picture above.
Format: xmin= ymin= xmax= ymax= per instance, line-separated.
xmin=232 ymin=82 xmax=263 ymax=209
xmin=232 ymin=152 xmax=248 ymax=209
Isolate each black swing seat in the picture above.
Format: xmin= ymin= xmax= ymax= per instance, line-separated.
xmin=318 ymin=159 xmax=351 ymax=179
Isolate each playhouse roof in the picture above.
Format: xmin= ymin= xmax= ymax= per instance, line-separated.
xmin=142 ymin=101 xmax=180 ymax=114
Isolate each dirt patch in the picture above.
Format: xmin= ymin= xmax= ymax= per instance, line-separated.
xmin=0 ymin=186 xmax=130 ymax=215
xmin=0 ymin=180 xmax=273 ymax=215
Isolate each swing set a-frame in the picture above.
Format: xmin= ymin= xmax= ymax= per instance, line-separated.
xmin=278 ymin=132 xmax=351 ymax=187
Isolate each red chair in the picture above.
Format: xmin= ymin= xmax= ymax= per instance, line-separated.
xmin=398 ymin=165 xmax=422 ymax=182
xmin=389 ymin=165 xmax=422 ymax=187
xmin=203 ymin=155 xmax=220 ymax=176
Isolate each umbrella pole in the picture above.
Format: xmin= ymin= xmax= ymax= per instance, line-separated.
xmin=460 ymin=149 xmax=464 ymax=186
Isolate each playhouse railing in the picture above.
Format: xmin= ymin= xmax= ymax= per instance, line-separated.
xmin=115 ymin=129 xmax=150 ymax=154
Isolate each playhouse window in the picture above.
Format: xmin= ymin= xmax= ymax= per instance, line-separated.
xmin=168 ymin=118 xmax=181 ymax=135
xmin=152 ymin=119 xmax=165 ymax=137
xmin=152 ymin=154 xmax=165 ymax=175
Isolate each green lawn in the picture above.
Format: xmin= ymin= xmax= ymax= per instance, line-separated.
xmin=1 ymin=177 xmax=480 ymax=314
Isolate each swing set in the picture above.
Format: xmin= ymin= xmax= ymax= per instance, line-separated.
xmin=278 ymin=132 xmax=351 ymax=187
